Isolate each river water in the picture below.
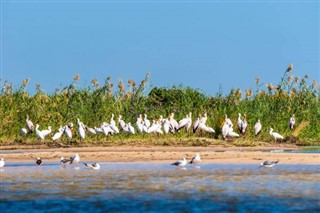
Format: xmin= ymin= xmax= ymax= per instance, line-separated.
xmin=1 ymin=162 xmax=319 ymax=212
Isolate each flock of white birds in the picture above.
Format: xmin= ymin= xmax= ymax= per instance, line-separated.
xmin=19 ymin=113 xmax=296 ymax=143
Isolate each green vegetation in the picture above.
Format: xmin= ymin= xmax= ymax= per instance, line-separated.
xmin=0 ymin=65 xmax=319 ymax=146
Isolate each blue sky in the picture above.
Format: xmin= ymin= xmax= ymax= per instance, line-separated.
xmin=1 ymin=0 xmax=319 ymax=95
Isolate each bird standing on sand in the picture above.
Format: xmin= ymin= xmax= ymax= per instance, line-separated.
xmin=259 ymin=160 xmax=279 ymax=168
xmin=83 ymin=162 xmax=100 ymax=170
xmin=171 ymin=158 xmax=187 ymax=167
xmin=36 ymin=157 xmax=42 ymax=166
xmin=189 ymin=153 xmax=201 ymax=165
xmin=0 ymin=158 xmax=5 ymax=168
xmin=269 ymin=128 xmax=284 ymax=142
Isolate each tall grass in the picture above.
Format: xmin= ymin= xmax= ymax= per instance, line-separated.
xmin=0 ymin=65 xmax=319 ymax=146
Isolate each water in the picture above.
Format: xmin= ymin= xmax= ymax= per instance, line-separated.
xmin=1 ymin=163 xmax=319 ymax=212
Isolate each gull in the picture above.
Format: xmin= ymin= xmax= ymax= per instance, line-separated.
xmin=269 ymin=128 xmax=284 ymax=142
xmin=20 ymin=128 xmax=28 ymax=136
xmin=289 ymin=114 xmax=295 ymax=130
xmin=0 ymin=158 xmax=5 ymax=168
xmin=60 ymin=156 xmax=71 ymax=166
xmin=83 ymin=162 xmax=100 ymax=170
xmin=189 ymin=153 xmax=201 ymax=165
xmin=70 ymin=153 xmax=80 ymax=165
xmin=26 ymin=115 xmax=34 ymax=132
xmin=36 ymin=157 xmax=42 ymax=166
xmin=171 ymin=158 xmax=187 ymax=167
xmin=254 ymin=119 xmax=262 ymax=136
xmin=259 ymin=160 xmax=279 ymax=168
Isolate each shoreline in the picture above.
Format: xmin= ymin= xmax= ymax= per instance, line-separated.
xmin=1 ymin=145 xmax=319 ymax=164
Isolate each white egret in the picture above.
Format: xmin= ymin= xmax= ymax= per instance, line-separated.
xmin=26 ymin=115 xmax=34 ymax=132
xmin=237 ymin=113 xmax=243 ymax=133
xmin=64 ymin=124 xmax=73 ymax=140
xmin=289 ymin=114 xmax=295 ymax=130
xmin=77 ymin=118 xmax=86 ymax=141
xmin=162 ymin=118 xmax=171 ymax=134
xmin=52 ymin=126 xmax=64 ymax=141
xmin=118 ymin=115 xmax=126 ymax=131
xmin=41 ymin=126 xmax=52 ymax=138
xmin=144 ymin=114 xmax=151 ymax=129
xmin=35 ymin=124 xmax=45 ymax=140
xmin=254 ymin=119 xmax=262 ymax=136
xmin=136 ymin=115 xmax=144 ymax=133
xmin=171 ymin=158 xmax=187 ymax=167
xmin=222 ymin=122 xmax=230 ymax=140
xmin=269 ymin=128 xmax=284 ymax=142
xmin=127 ymin=122 xmax=135 ymax=134
xmin=110 ymin=114 xmax=119 ymax=133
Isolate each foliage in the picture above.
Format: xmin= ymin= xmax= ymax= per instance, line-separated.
xmin=0 ymin=65 xmax=319 ymax=146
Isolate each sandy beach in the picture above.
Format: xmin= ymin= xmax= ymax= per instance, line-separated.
xmin=1 ymin=145 xmax=319 ymax=164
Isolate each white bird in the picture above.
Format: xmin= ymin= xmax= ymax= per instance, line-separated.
xmin=162 ymin=118 xmax=171 ymax=134
xmin=127 ymin=122 xmax=135 ymax=134
xmin=94 ymin=126 xmax=103 ymax=134
xmin=200 ymin=112 xmax=208 ymax=125
xmin=60 ymin=156 xmax=70 ymax=166
xmin=136 ymin=114 xmax=144 ymax=133
xmin=0 ymin=158 xmax=5 ymax=168
xmin=77 ymin=118 xmax=86 ymax=141
xmin=83 ymin=162 xmax=100 ymax=170
xmin=70 ymin=153 xmax=80 ymax=165
xmin=171 ymin=158 xmax=187 ymax=167
xmin=224 ymin=114 xmax=233 ymax=128
xmin=289 ymin=114 xmax=295 ymax=130
xmin=193 ymin=117 xmax=200 ymax=133
xmin=86 ymin=126 xmax=97 ymax=135
xmin=228 ymin=129 xmax=240 ymax=138
xmin=269 ymin=128 xmax=284 ymax=142
xmin=118 ymin=115 xmax=126 ymax=131
xmin=64 ymin=125 xmax=73 ymax=140
xmin=109 ymin=114 xmax=119 ymax=133
xmin=241 ymin=114 xmax=248 ymax=135
xmin=254 ymin=119 xmax=262 ymax=136
xmin=259 ymin=160 xmax=279 ymax=168
xmin=26 ymin=115 xmax=34 ymax=132
xmin=143 ymin=114 xmax=151 ymax=129
xmin=237 ymin=113 xmax=243 ymax=133
xmin=178 ymin=112 xmax=192 ymax=131
xmin=20 ymin=128 xmax=28 ymax=136
xmin=222 ymin=122 xmax=230 ymax=140
xmin=101 ymin=123 xmax=112 ymax=136
xmin=41 ymin=126 xmax=52 ymax=137
xmin=52 ymin=126 xmax=64 ymax=141
xmin=35 ymin=124 xmax=45 ymax=140
xmin=189 ymin=153 xmax=201 ymax=165
xmin=169 ymin=113 xmax=179 ymax=132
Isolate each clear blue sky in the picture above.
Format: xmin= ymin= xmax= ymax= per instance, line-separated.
xmin=1 ymin=0 xmax=319 ymax=95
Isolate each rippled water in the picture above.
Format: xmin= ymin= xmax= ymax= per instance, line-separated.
xmin=1 ymin=163 xmax=319 ymax=212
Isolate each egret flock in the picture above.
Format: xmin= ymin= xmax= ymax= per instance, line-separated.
xmin=19 ymin=112 xmax=296 ymax=143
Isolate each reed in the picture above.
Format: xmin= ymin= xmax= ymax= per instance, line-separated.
xmin=0 ymin=66 xmax=319 ymax=146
